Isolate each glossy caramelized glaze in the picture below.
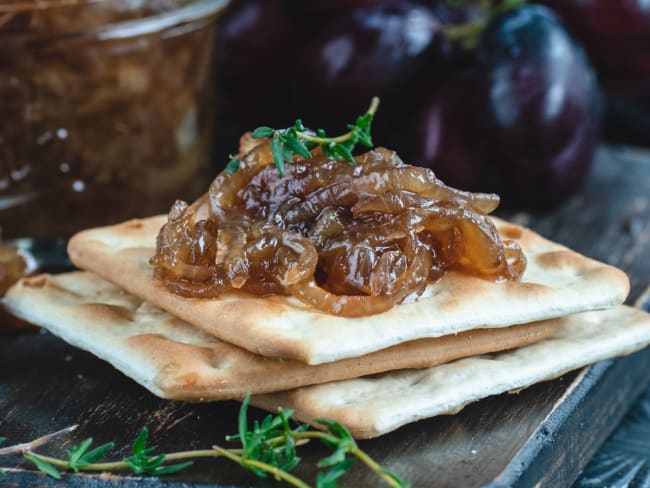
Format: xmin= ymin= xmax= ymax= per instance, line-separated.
xmin=150 ymin=140 xmax=525 ymax=316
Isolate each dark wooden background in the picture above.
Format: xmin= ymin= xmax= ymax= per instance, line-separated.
xmin=1 ymin=146 xmax=649 ymax=487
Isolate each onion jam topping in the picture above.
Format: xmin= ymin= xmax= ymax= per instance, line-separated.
xmin=150 ymin=139 xmax=526 ymax=317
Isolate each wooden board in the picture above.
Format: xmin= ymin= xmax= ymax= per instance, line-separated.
xmin=1 ymin=146 xmax=649 ymax=487
xmin=576 ymin=330 xmax=650 ymax=487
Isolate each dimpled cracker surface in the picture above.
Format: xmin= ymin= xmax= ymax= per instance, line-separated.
xmin=254 ymin=306 xmax=650 ymax=438
xmin=2 ymin=272 xmax=558 ymax=400
xmin=67 ymin=215 xmax=629 ymax=364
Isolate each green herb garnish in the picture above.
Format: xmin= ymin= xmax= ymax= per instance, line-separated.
xmin=230 ymin=97 xmax=380 ymax=176
xmin=66 ymin=437 xmax=115 ymax=473
xmin=24 ymin=454 xmax=62 ymax=479
xmin=123 ymin=427 xmax=193 ymax=475
xmin=226 ymin=158 xmax=242 ymax=175
xmin=1 ymin=394 xmax=408 ymax=487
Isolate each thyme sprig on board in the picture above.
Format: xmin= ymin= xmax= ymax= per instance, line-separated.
xmin=227 ymin=97 xmax=380 ymax=176
xmin=0 ymin=394 xmax=409 ymax=488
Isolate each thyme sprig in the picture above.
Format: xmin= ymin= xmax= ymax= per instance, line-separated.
xmin=227 ymin=97 xmax=380 ymax=176
xmin=0 ymin=394 xmax=408 ymax=487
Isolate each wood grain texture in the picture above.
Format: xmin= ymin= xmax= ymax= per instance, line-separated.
xmin=576 ymin=324 xmax=650 ymax=487
xmin=1 ymin=146 xmax=649 ymax=487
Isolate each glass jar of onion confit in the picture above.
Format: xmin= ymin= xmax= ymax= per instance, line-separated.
xmin=0 ymin=0 xmax=228 ymax=237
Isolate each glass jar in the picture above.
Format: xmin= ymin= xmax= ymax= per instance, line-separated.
xmin=0 ymin=0 xmax=228 ymax=238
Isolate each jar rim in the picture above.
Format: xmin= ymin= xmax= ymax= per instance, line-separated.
xmin=0 ymin=0 xmax=230 ymax=39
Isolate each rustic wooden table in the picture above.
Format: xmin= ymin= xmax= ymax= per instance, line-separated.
xmin=1 ymin=145 xmax=649 ymax=487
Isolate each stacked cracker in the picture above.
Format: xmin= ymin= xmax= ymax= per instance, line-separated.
xmin=4 ymin=215 xmax=650 ymax=439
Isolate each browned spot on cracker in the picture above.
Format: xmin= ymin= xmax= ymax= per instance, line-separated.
xmin=123 ymin=219 xmax=144 ymax=229
xmin=172 ymin=372 xmax=199 ymax=388
xmin=535 ymin=250 xmax=585 ymax=272
xmin=22 ymin=275 xmax=48 ymax=288
xmin=218 ymin=295 xmax=289 ymax=319
xmin=499 ymin=225 xmax=523 ymax=240
xmin=76 ymin=303 xmax=135 ymax=322
xmin=504 ymin=280 xmax=551 ymax=298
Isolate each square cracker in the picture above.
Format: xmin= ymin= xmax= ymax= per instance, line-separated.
xmin=5 ymin=273 xmax=649 ymax=439
xmin=254 ymin=306 xmax=650 ymax=438
xmin=2 ymin=271 xmax=557 ymax=400
xmin=67 ymin=215 xmax=629 ymax=364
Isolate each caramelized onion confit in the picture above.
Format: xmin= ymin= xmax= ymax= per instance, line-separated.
xmin=150 ymin=140 xmax=526 ymax=316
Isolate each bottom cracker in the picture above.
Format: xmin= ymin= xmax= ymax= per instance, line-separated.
xmin=253 ymin=306 xmax=650 ymax=438
xmin=3 ymin=271 xmax=557 ymax=400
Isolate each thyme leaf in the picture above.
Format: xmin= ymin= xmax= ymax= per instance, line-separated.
xmin=122 ymin=427 xmax=193 ymax=476
xmin=66 ymin=437 xmax=115 ymax=472
xmin=226 ymin=158 xmax=241 ymax=175
xmin=24 ymin=454 xmax=61 ymax=479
